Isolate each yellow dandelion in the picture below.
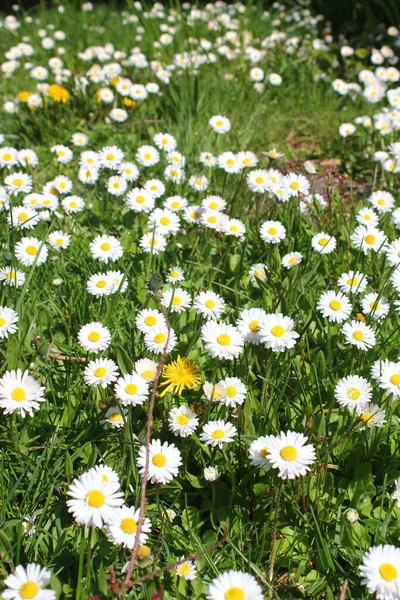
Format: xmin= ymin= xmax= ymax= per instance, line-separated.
xmin=17 ymin=91 xmax=33 ymax=103
xmin=159 ymin=356 xmax=201 ymax=397
xmin=48 ymin=84 xmax=70 ymax=103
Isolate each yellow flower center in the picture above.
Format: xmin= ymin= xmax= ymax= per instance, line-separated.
xmin=271 ymin=325 xmax=285 ymax=337
xmin=365 ymin=234 xmax=376 ymax=245
xmin=209 ymin=202 xmax=218 ymax=209
xmin=109 ymin=412 xmax=122 ymax=422
xmin=88 ymin=331 xmax=100 ymax=342
xmin=150 ymin=185 xmax=158 ymax=191
xmin=217 ymin=334 xmax=231 ymax=346
xmin=136 ymin=195 xmax=145 ymax=204
xmin=216 ymin=120 xmax=223 ymax=127
xmin=379 ymin=563 xmax=398 ymax=582
xmin=121 ymin=517 xmax=137 ymax=534
xmin=347 ymin=277 xmax=358 ymax=286
xmin=0 ymin=317 xmax=6 ymax=327
xmin=144 ymin=315 xmax=157 ymax=326
xmin=226 ymin=158 xmax=234 ymax=166
xmin=377 ymin=198 xmax=385 ymax=206
xmin=171 ymin=202 xmax=180 ymax=208
xmin=152 ymin=453 xmax=167 ymax=467
xmin=3 ymin=153 xmax=12 ymax=161
xmin=230 ymin=225 xmax=238 ymax=232
xmin=329 ymin=300 xmax=341 ymax=311
xmin=13 ymin=178 xmax=24 ymax=186
xmin=225 ymin=587 xmax=245 ymax=600
xmin=318 ymin=237 xmax=328 ymax=246
xmin=170 ymin=270 xmax=179 ymax=278
xmin=113 ymin=182 xmax=120 ymax=188
xmin=348 ymin=388 xmax=360 ymax=400
xmin=94 ymin=367 xmax=107 ymax=377
xmin=191 ymin=212 xmax=200 ymax=219
xmin=212 ymin=429 xmax=225 ymax=439
xmin=205 ymin=299 xmax=216 ymax=308
xmin=12 ymin=387 xmax=27 ymax=402
xmin=369 ymin=301 xmax=380 ymax=310
xmin=18 ymin=212 xmax=29 ymax=221
xmin=55 ymin=238 xmax=64 ymax=245
xmin=360 ymin=412 xmax=372 ymax=422
xmin=208 ymin=216 xmax=217 ymax=223
xmin=179 ymin=563 xmax=190 ymax=575
xmin=19 ymin=582 xmax=39 ymax=599
xmin=106 ymin=153 xmax=115 ymax=160
xmin=225 ymin=386 xmax=237 ymax=398
xmin=26 ymin=245 xmax=37 ymax=255
xmin=352 ymin=331 xmax=364 ymax=341
xmin=280 ymin=445 xmax=299 ymax=461
xmin=288 ymin=257 xmax=298 ymax=264
xmin=154 ymin=333 xmax=166 ymax=344
xmin=69 ymin=201 xmax=77 ymax=208
xmin=172 ymin=296 xmax=182 ymax=306
xmin=144 ymin=153 xmax=152 ymax=160
xmin=177 ymin=414 xmax=189 ymax=425
xmin=290 ymin=181 xmax=300 ymax=190
xmin=390 ymin=374 xmax=400 ymax=385
xmin=249 ymin=320 xmax=260 ymax=332
xmin=255 ymin=176 xmax=264 ymax=184
xmin=86 ymin=490 xmax=105 ymax=507
xmin=260 ymin=447 xmax=269 ymax=458
xmin=101 ymin=242 xmax=111 ymax=251
xmin=142 ymin=369 xmax=155 ymax=379
xmin=96 ymin=280 xmax=107 ymax=288
xmin=243 ymin=158 xmax=251 ymax=166
xmin=125 ymin=383 xmax=138 ymax=395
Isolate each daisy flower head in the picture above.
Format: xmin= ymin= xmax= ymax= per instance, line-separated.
xmin=339 ymin=123 xmax=356 ymax=137
xmin=311 ymin=232 xmax=337 ymax=254
xmin=201 ymin=321 xmax=244 ymax=360
xmin=317 ymin=290 xmax=352 ymax=323
xmin=22 ymin=516 xmax=37 ymax=537
xmin=83 ymin=358 xmax=119 ymax=388
xmin=143 ymin=325 xmax=177 ymax=355
xmin=188 ymin=174 xmax=209 ymax=191
xmin=249 ymin=435 xmax=274 ymax=470
xmin=77 ymin=322 xmax=112 ymax=353
xmin=199 ymin=151 xmax=217 ymax=167
xmin=200 ymin=419 xmax=237 ymax=448
xmin=137 ymin=439 xmax=182 ymax=484
xmin=167 ymin=266 xmax=185 ymax=283
xmin=100 ymin=406 xmax=127 ymax=429
xmin=139 ymin=232 xmax=167 ymax=254
xmin=72 ymin=132 xmax=88 ymax=146
xmin=15 ymin=237 xmax=48 ymax=267
xmin=237 ymin=150 xmax=258 ymax=169
xmin=269 ymin=73 xmax=282 ymax=86
xmin=51 ymin=144 xmax=73 ymax=164
xmin=161 ymin=287 xmax=191 ymax=313
xmin=249 ymin=263 xmax=268 ymax=284
xmin=66 ymin=470 xmax=124 ymax=528
xmin=357 ymin=207 xmax=380 ymax=227
xmin=9 ymin=206 xmax=40 ymax=230
xmin=260 ymin=220 xmax=286 ymax=244
xmin=119 ymin=162 xmax=139 ymax=182
xmin=148 ymin=208 xmax=180 ymax=236
xmin=126 ymin=188 xmax=155 ymax=213
xmin=266 ymin=431 xmax=316 ymax=479
xmin=0 ymin=266 xmax=26 ymax=287
xmin=3 ymin=563 xmax=56 ymax=600
xmin=223 ymin=218 xmax=246 ymax=237
xmin=359 ymin=544 xmax=400 ymax=600
xmin=209 ymin=114 xmax=231 ymax=134
xmin=334 ymin=375 xmax=372 ymax=409
xmin=203 ymin=381 xmax=227 ymax=402
xmin=134 ymin=358 xmax=159 ymax=382
xmin=0 ymin=369 xmax=45 ymax=418
xmin=52 ymin=175 xmax=73 ymax=195
xmin=378 ymin=361 xmax=400 ymax=397
xmin=114 ymin=373 xmax=149 ymax=406
xmin=282 ymin=252 xmax=302 ymax=269
xmin=246 ymin=169 xmax=270 ymax=193
xmin=338 ymin=270 xmax=368 ymax=295
xmin=106 ymin=505 xmax=151 ymax=549
xmin=201 ymin=210 xmax=228 ymax=231
xmin=259 ymin=313 xmax=299 ymax=352
xmin=160 ymin=356 xmax=201 ymax=397
xmin=99 ymin=145 xmax=124 ymax=169
xmin=5 ymin=172 xmax=33 ymax=195
xmin=219 ymin=377 xmax=247 ymax=407
xmin=145 ymin=178 xmax=166 ymax=199
xmin=168 ymin=405 xmax=199 ymax=437
xmin=342 ymin=320 xmax=376 ymax=350
xmin=164 ymin=195 xmax=188 ymax=212
xmin=369 ymin=190 xmax=395 ymax=214
xmin=107 ymin=175 xmax=128 ymax=196
xmin=153 ymin=132 xmax=177 ymax=152
xmin=87 ymin=272 xmax=114 ymax=297
xmin=0 ymin=306 xmax=19 ymax=338
xmin=136 ymin=145 xmax=160 ymax=167
xmin=237 ymin=308 xmax=267 ymax=345
xmin=385 ymin=240 xmax=400 ymax=267
xmin=206 ymin=570 xmax=263 ymax=600
xmin=217 ymin=151 xmax=241 ymax=174
xmin=362 ymin=293 xmax=390 ymax=320
xmin=194 ymin=291 xmax=226 ymax=320
xmin=176 ymin=558 xmax=197 ymax=580
xmin=357 ymin=403 xmax=386 ymax=429
xmin=136 ymin=309 xmax=166 ymax=333
xmin=183 ymin=205 xmax=203 ymax=224
xmin=90 ymin=235 xmax=123 ymax=263
xmin=61 ymin=195 xmax=85 ymax=214
xmin=48 ymin=230 xmax=71 ymax=251
xmin=283 ymin=172 xmax=310 ymax=197
xmin=351 ymin=226 xmax=387 ymax=254
xmin=202 ymin=195 xmax=227 ymax=212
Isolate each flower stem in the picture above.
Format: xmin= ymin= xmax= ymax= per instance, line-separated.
xmin=267 ymin=479 xmax=283 ymax=597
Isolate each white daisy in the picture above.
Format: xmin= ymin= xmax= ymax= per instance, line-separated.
xmin=0 ymin=369 xmax=45 ymax=418
xmin=260 ymin=220 xmax=286 ymax=244
xmin=316 ymin=290 xmax=353 ymax=323
xmin=90 ymin=235 xmax=123 ymax=263
xmin=168 ymin=405 xmax=199 ymax=437
xmin=338 ymin=271 xmax=368 ymax=295
xmin=105 ymin=505 xmax=151 ymax=549
xmin=193 ymin=291 xmax=226 ymax=320
xmin=77 ymin=322 xmax=112 ymax=353
xmin=219 ymin=377 xmax=247 ymax=407
xmin=143 ymin=325 xmax=177 ymax=354
xmin=359 ymin=544 xmax=400 ymax=600
xmin=357 ymin=403 xmax=386 ymax=429
xmin=176 ymin=558 xmax=197 ymax=580
xmin=15 ymin=237 xmax=48 ymax=267
xmin=266 ymin=431 xmax=316 ymax=479
xmin=135 ymin=309 xmax=166 ymax=333
xmin=161 ymin=287 xmax=192 ymax=313
xmin=311 ymin=232 xmax=337 ymax=254
xmin=362 ymin=293 xmax=390 ymax=320
xmin=137 ymin=439 xmax=182 ymax=484
xmin=334 ymin=375 xmax=372 ymax=409
xmin=207 ymin=570 xmax=263 ymax=600
xmin=248 ymin=436 xmax=273 ymax=470
xmin=236 ymin=308 xmax=267 ymax=345
xmin=0 ymin=306 xmax=19 ymax=338
xmin=83 ymin=358 xmax=119 ymax=388
xmin=201 ymin=321 xmax=244 ymax=360
xmin=342 ymin=320 xmax=376 ymax=350
xmin=199 ymin=420 xmax=237 ymax=449
xmin=259 ymin=314 xmax=299 ymax=352
xmin=3 ymin=563 xmax=56 ymax=600
xmin=114 ymin=373 xmax=149 ymax=406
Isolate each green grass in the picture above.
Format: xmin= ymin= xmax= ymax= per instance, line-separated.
xmin=0 ymin=1 xmax=400 ymax=599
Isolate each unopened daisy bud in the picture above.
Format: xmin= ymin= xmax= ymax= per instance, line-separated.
xmin=345 ymin=508 xmax=359 ymax=523
xmin=204 ymin=466 xmax=220 ymax=481
xmin=356 ymin=313 xmax=366 ymax=321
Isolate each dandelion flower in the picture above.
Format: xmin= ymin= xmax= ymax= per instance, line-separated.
xmin=159 ymin=356 xmax=201 ymax=397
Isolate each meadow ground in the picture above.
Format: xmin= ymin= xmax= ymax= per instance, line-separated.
xmin=1 ymin=2 xmax=400 ymax=600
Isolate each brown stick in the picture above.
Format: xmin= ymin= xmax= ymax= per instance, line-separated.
xmin=123 ymin=307 xmax=171 ymax=588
